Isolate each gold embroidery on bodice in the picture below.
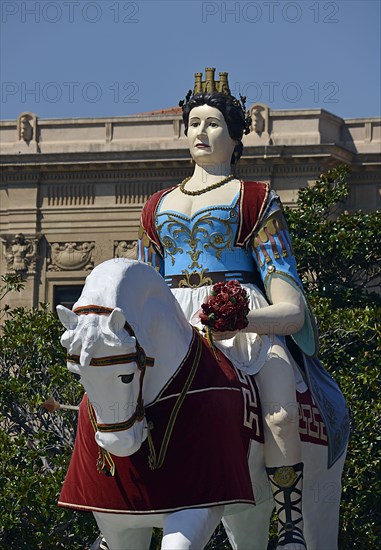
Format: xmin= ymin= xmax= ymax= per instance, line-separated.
xmin=156 ymin=208 xmax=239 ymax=286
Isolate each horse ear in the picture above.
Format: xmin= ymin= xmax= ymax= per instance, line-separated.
xmin=56 ymin=305 xmax=78 ymax=330
xmin=108 ymin=307 xmax=126 ymax=334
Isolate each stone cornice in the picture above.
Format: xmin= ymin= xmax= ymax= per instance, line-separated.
xmin=4 ymin=162 xmax=379 ymax=188
xmin=0 ymin=113 xmax=183 ymax=126
xmin=1 ymin=109 xmax=379 ymax=126
xmin=0 ymin=150 xmax=191 ymax=167
xmin=269 ymin=108 xmax=344 ymax=123
xmin=1 ymin=108 xmax=380 ymax=159
xmin=0 ymin=143 xmax=360 ymax=173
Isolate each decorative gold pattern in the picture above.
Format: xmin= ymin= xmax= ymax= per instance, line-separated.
xmin=157 ymin=209 xmax=237 ymax=270
xmin=252 ymin=210 xmax=292 ymax=265
xmin=273 ymin=466 xmax=298 ymax=488
xmin=138 ymin=225 xmax=151 ymax=248
xmin=138 ymin=224 xmax=163 ymax=270
xmin=178 ymin=269 xmax=213 ymax=288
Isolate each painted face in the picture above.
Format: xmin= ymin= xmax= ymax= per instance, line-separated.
xmin=187 ymin=104 xmax=236 ymax=167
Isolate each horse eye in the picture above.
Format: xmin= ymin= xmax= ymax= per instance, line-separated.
xmin=72 ymin=373 xmax=81 ymax=381
xmin=119 ymin=373 xmax=134 ymax=384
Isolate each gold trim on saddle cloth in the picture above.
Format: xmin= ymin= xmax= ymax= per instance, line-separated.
xmin=147 ymin=332 xmax=202 ymax=470
xmin=88 ymin=399 xmax=116 ymax=477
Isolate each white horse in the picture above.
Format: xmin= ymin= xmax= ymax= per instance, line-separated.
xmin=57 ymin=259 xmax=346 ymax=550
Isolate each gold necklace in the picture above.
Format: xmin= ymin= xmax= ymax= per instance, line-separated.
xmin=179 ymin=174 xmax=235 ymax=196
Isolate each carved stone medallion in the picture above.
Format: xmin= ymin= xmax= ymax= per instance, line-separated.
xmin=48 ymin=241 xmax=95 ymax=271
xmin=114 ymin=240 xmax=137 ymax=259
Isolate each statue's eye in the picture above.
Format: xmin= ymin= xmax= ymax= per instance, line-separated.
xmin=119 ymin=373 xmax=134 ymax=384
xmin=72 ymin=373 xmax=81 ymax=381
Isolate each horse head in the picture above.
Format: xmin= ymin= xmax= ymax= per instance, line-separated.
xmin=57 ymin=259 xmax=193 ymax=461
xmin=58 ymin=304 xmax=151 ymax=458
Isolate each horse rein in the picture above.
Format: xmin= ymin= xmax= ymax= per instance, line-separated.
xmin=70 ymin=305 xmax=155 ymax=435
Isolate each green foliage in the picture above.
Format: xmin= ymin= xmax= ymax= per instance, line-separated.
xmin=0 ymin=274 xmax=25 ymax=321
xmin=0 ymin=274 xmax=25 ymax=299
xmin=0 ymin=280 xmax=97 ymax=548
xmin=286 ymin=165 xmax=381 ymax=306
xmin=285 ymin=165 xmax=381 ymax=548
xmin=311 ymin=299 xmax=380 ymax=547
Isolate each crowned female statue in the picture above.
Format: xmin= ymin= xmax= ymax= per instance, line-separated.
xmin=138 ymin=68 xmax=349 ymax=550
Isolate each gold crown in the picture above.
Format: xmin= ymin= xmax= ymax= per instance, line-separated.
xmin=179 ymin=68 xmax=252 ymax=135
xmin=193 ymin=68 xmax=231 ymax=95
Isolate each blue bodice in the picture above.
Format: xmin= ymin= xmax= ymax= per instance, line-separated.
xmin=155 ymin=194 xmax=258 ymax=287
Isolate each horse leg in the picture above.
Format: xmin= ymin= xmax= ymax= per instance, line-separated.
xmin=301 ymin=443 xmax=345 ymax=550
xmin=223 ymin=499 xmax=274 ymax=550
xmin=223 ymin=442 xmax=275 ymax=550
xmin=161 ymin=506 xmax=224 ymax=550
xmin=93 ymin=512 xmax=153 ymax=550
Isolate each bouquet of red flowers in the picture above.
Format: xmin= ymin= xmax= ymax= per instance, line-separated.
xmin=199 ymin=280 xmax=250 ymax=332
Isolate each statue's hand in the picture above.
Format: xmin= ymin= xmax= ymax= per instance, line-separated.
xmin=211 ymin=329 xmax=240 ymax=341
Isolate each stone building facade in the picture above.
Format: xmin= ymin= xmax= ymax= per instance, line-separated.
xmin=1 ymin=105 xmax=380 ymax=311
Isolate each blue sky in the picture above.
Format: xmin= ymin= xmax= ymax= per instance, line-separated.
xmin=1 ymin=0 xmax=380 ymax=120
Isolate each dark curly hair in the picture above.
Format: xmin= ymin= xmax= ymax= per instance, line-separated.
xmin=181 ymin=92 xmax=248 ymax=165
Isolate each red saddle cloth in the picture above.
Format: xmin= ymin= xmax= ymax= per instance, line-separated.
xmin=58 ymin=330 xmax=327 ymax=515
xmin=58 ymin=331 xmax=258 ymax=514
